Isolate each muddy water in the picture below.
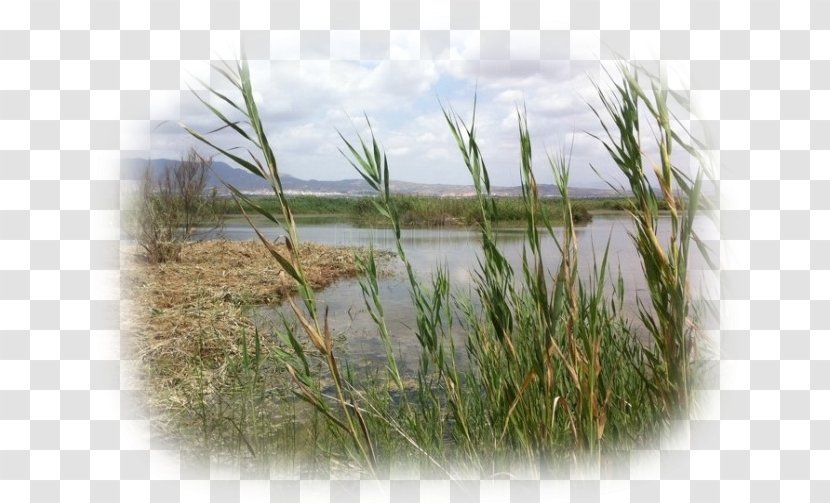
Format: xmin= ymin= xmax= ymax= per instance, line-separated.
xmin=214 ymin=214 xmax=710 ymax=373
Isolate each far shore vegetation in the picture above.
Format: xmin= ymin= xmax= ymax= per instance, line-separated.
xmin=218 ymin=193 xmax=671 ymax=227
xmin=130 ymin=60 xmax=712 ymax=478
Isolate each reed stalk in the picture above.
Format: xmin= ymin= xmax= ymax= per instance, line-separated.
xmin=184 ymin=59 xmax=706 ymax=475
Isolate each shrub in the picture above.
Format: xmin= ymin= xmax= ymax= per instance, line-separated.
xmin=131 ymin=148 xmax=225 ymax=263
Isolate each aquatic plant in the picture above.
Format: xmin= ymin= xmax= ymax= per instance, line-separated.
xmin=183 ymin=60 xmax=709 ymax=475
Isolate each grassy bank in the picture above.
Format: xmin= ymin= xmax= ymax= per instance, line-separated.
xmin=171 ymin=60 xmax=709 ymax=476
xmin=124 ymin=240 xmax=389 ymax=466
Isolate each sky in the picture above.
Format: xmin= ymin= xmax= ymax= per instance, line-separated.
xmin=151 ymin=60 xmax=688 ymax=189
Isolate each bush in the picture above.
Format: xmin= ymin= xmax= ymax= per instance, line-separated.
xmin=131 ymin=148 xmax=225 ymax=263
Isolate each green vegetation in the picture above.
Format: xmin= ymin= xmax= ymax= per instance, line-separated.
xmin=175 ymin=59 xmax=710 ymax=476
xmin=219 ymin=193 xmax=672 ymax=227
xmin=361 ymin=194 xmax=593 ymax=226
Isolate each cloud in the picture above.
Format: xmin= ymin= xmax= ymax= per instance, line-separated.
xmin=151 ymin=60 xmax=659 ymax=188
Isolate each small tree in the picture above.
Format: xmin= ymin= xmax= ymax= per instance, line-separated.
xmin=162 ymin=149 xmax=214 ymax=239
xmin=132 ymin=148 xmax=225 ymax=263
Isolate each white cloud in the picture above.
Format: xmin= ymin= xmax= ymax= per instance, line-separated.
xmin=151 ymin=60 xmax=676 ymax=188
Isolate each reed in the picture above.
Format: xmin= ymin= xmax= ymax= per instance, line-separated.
xmin=184 ymin=59 xmax=380 ymax=473
xmin=183 ymin=60 xmax=707 ymax=475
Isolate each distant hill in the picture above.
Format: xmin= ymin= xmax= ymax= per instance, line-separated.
xmin=122 ymin=158 xmax=275 ymax=193
xmin=121 ymin=158 xmax=618 ymax=199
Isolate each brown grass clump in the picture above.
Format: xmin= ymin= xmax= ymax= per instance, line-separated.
xmin=122 ymin=239 xmax=383 ymax=447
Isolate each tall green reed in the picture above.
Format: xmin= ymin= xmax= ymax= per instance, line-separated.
xmin=185 ymin=59 xmax=706 ymax=475
xmin=183 ymin=59 xmax=378 ymax=473
xmin=588 ymin=65 xmax=709 ymax=415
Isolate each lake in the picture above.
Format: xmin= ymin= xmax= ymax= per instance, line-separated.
xmin=209 ymin=214 xmax=709 ymax=373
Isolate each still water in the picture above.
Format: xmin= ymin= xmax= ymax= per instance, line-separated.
xmin=214 ymin=214 xmax=708 ymax=372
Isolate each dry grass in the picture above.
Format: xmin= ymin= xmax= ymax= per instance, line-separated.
xmin=122 ymin=239 xmax=383 ymax=447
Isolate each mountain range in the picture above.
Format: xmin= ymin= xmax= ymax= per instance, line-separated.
xmin=122 ymin=158 xmax=618 ymax=199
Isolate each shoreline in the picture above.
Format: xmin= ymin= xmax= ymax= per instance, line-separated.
xmin=123 ymin=239 xmax=384 ymax=446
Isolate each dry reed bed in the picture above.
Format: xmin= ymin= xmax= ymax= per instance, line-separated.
xmin=123 ymin=239 xmax=378 ymax=436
